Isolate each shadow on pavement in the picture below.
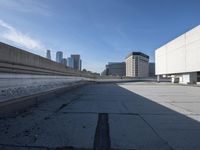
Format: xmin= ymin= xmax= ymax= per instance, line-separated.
xmin=0 ymin=83 xmax=200 ymax=150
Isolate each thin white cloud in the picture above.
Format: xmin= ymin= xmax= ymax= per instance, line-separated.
xmin=0 ymin=19 xmax=45 ymax=52
xmin=0 ymin=0 xmax=52 ymax=16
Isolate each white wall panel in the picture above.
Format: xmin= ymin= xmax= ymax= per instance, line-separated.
xmin=156 ymin=25 xmax=200 ymax=75
xmin=155 ymin=46 xmax=167 ymax=74
xmin=166 ymin=46 xmax=186 ymax=73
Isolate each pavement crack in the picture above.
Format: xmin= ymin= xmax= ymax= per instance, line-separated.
xmin=54 ymin=146 xmax=91 ymax=150
xmin=0 ymin=143 xmax=48 ymax=149
xmin=43 ymin=93 xmax=84 ymax=120
xmin=54 ymin=94 xmax=84 ymax=113
xmin=138 ymin=114 xmax=174 ymax=150
xmin=121 ymin=101 xmax=129 ymax=113
xmin=55 ymin=103 xmax=69 ymax=113
xmin=93 ymin=113 xmax=111 ymax=150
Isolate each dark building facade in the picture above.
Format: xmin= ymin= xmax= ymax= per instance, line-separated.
xmin=71 ymin=54 xmax=82 ymax=70
xmin=104 ymin=62 xmax=126 ymax=76
xmin=56 ymin=51 xmax=63 ymax=63
xmin=149 ymin=62 xmax=155 ymax=77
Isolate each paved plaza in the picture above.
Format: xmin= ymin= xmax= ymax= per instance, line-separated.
xmin=1 ymin=82 xmax=200 ymax=150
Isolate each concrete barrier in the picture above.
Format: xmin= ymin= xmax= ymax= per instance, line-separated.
xmin=0 ymin=80 xmax=91 ymax=118
xmin=0 ymin=42 xmax=98 ymax=78
xmin=0 ymin=42 xmax=98 ymax=117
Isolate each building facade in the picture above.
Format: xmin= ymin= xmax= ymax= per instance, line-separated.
xmin=67 ymin=55 xmax=82 ymax=71
xmin=61 ymin=58 xmax=67 ymax=66
xmin=71 ymin=55 xmax=82 ymax=70
xmin=46 ymin=50 xmax=51 ymax=60
xmin=67 ymin=57 xmax=74 ymax=68
xmin=149 ymin=63 xmax=155 ymax=77
xmin=155 ymin=25 xmax=200 ymax=84
xmin=56 ymin=51 xmax=63 ymax=63
xmin=125 ymin=52 xmax=149 ymax=77
xmin=105 ymin=62 xmax=126 ymax=76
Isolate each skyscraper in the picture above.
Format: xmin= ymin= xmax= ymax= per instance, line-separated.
xmin=79 ymin=59 xmax=82 ymax=71
xmin=61 ymin=58 xmax=67 ymax=66
xmin=71 ymin=55 xmax=82 ymax=70
xmin=67 ymin=57 xmax=74 ymax=68
xmin=46 ymin=50 xmax=51 ymax=60
xmin=56 ymin=51 xmax=63 ymax=63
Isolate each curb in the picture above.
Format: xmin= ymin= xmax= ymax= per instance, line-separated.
xmin=0 ymin=81 xmax=90 ymax=118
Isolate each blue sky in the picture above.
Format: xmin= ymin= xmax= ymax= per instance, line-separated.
xmin=0 ymin=0 xmax=200 ymax=73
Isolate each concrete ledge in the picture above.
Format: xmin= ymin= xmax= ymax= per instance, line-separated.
xmin=94 ymin=78 xmax=171 ymax=84
xmin=0 ymin=81 xmax=90 ymax=118
xmin=0 ymin=42 xmax=98 ymax=78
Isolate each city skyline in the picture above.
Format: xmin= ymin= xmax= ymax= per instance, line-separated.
xmin=0 ymin=0 xmax=200 ymax=73
xmin=47 ymin=49 xmax=83 ymax=71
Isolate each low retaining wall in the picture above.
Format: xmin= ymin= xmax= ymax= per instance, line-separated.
xmin=0 ymin=42 xmax=98 ymax=78
xmin=0 ymin=79 xmax=91 ymax=118
xmin=0 ymin=73 xmax=92 ymax=102
xmin=0 ymin=42 xmax=98 ymax=117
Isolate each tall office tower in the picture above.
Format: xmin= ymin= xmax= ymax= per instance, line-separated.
xmin=125 ymin=52 xmax=149 ymax=77
xmin=79 ymin=59 xmax=82 ymax=71
xmin=46 ymin=50 xmax=51 ymax=60
xmin=61 ymin=58 xmax=67 ymax=66
xmin=56 ymin=51 xmax=63 ymax=63
xmin=67 ymin=57 xmax=74 ymax=68
xmin=71 ymin=54 xmax=82 ymax=70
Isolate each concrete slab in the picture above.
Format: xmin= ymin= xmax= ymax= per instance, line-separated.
xmin=118 ymin=82 xmax=200 ymax=115
xmin=142 ymin=114 xmax=200 ymax=150
xmin=109 ymin=114 xmax=172 ymax=150
xmin=1 ymin=82 xmax=200 ymax=150
xmin=169 ymin=102 xmax=200 ymax=114
xmin=63 ymin=100 xmax=126 ymax=114
xmin=0 ymin=145 xmax=46 ymax=150
xmin=0 ymin=113 xmax=97 ymax=149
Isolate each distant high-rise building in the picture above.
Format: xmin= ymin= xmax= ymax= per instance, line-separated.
xmin=71 ymin=54 xmax=82 ymax=70
xmin=79 ymin=59 xmax=82 ymax=71
xmin=103 ymin=62 xmax=125 ymax=76
xmin=56 ymin=51 xmax=63 ymax=63
xmin=125 ymin=52 xmax=149 ymax=77
xmin=149 ymin=63 xmax=155 ymax=77
xmin=67 ymin=57 xmax=74 ymax=68
xmin=46 ymin=50 xmax=51 ymax=60
xmin=61 ymin=58 xmax=67 ymax=66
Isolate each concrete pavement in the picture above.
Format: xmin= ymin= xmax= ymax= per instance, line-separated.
xmin=1 ymin=82 xmax=200 ymax=150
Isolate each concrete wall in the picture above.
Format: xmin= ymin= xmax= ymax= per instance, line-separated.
xmin=0 ymin=73 xmax=91 ymax=102
xmin=155 ymin=25 xmax=200 ymax=75
xmin=125 ymin=55 xmax=133 ymax=77
xmin=0 ymin=42 xmax=97 ymax=78
xmin=171 ymin=72 xmax=197 ymax=84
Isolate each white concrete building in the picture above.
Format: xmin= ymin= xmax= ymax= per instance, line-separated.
xmin=125 ymin=52 xmax=149 ymax=77
xmin=155 ymin=25 xmax=200 ymax=84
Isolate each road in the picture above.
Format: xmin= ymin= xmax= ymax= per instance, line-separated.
xmin=1 ymin=82 xmax=200 ymax=150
